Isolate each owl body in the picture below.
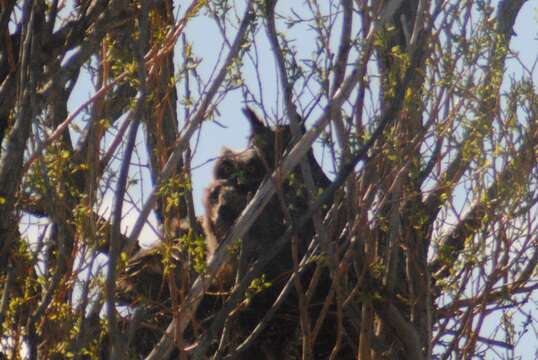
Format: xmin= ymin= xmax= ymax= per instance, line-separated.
xmin=202 ymin=109 xmax=293 ymax=266
xmin=200 ymin=107 xmax=334 ymax=357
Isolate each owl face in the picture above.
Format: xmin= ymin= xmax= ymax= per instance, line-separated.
xmin=214 ymin=148 xmax=267 ymax=191
xmin=203 ymin=180 xmax=248 ymax=248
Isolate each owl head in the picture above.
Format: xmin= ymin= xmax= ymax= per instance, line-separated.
xmin=203 ymin=179 xmax=248 ymax=256
xmin=213 ymin=147 xmax=266 ymax=191
xmin=242 ymin=107 xmax=294 ymax=167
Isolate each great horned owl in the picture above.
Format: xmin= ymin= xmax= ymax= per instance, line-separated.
xmin=203 ymin=107 xmax=330 ymax=263
xmin=200 ymin=107 xmax=337 ymax=357
xmin=202 ymin=108 xmax=292 ymax=261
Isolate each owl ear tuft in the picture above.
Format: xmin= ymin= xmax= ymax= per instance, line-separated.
xmin=242 ymin=107 xmax=267 ymax=134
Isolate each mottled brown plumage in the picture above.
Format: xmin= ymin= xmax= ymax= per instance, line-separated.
xmin=242 ymin=107 xmax=293 ymax=167
xmin=202 ymin=179 xmax=248 ymax=258
xmin=199 ymin=107 xmax=336 ymax=357
xmin=203 ymin=106 xmax=332 ymax=270
xmin=213 ymin=147 xmax=266 ymax=192
xmin=115 ymin=217 xmax=201 ymax=306
xmin=202 ymin=108 xmax=293 ymax=264
xmin=243 ymin=106 xmax=330 ymax=189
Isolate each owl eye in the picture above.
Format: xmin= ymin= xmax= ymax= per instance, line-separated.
xmin=216 ymin=159 xmax=235 ymax=179
xmin=223 ymin=163 xmax=233 ymax=175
